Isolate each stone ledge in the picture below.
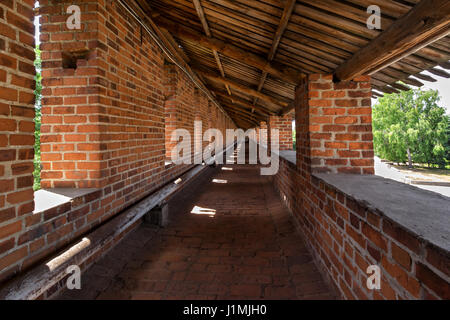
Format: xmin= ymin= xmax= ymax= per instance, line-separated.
xmin=278 ymin=150 xmax=296 ymax=165
xmin=0 ymin=163 xmax=214 ymax=300
xmin=34 ymin=188 xmax=100 ymax=214
xmin=314 ymin=173 xmax=450 ymax=253
xmin=0 ymin=143 xmax=237 ymax=299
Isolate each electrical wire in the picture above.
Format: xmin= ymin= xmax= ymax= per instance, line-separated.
xmin=116 ymin=0 xmax=235 ymax=124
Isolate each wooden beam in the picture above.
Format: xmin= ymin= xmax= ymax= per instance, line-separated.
xmin=192 ymin=0 xmax=211 ymax=36
xmin=268 ymin=0 xmax=296 ymax=61
xmin=195 ymin=69 xmax=289 ymax=109
xmin=334 ymin=0 xmax=450 ymax=81
xmin=254 ymin=0 xmax=296 ymax=106
xmin=192 ymin=0 xmax=231 ymax=95
xmin=220 ymin=102 xmax=269 ymax=121
xmin=232 ymin=116 xmax=256 ymax=129
xmin=279 ymin=101 xmax=295 ymax=117
xmin=214 ymin=91 xmax=276 ymax=116
xmin=153 ymin=16 xmax=304 ymax=84
xmin=428 ymin=67 xmax=450 ymax=78
xmin=413 ymin=72 xmax=438 ymax=82
xmin=130 ymin=0 xmax=236 ymax=125
xmin=222 ymin=104 xmax=264 ymax=123
xmin=439 ymin=61 xmax=450 ymax=69
xmin=225 ymin=109 xmax=259 ymax=126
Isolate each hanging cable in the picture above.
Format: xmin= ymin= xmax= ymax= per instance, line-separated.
xmin=116 ymin=0 xmax=234 ymax=124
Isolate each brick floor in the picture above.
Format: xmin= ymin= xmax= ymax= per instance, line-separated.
xmin=56 ymin=146 xmax=336 ymax=300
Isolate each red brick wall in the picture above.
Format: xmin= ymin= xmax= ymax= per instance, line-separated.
xmin=272 ymin=74 xmax=449 ymax=300
xmin=0 ymin=0 xmax=235 ymax=283
xmin=0 ymin=0 xmax=36 ymax=283
xmin=258 ymin=121 xmax=267 ymax=144
xmin=298 ymin=74 xmax=374 ymax=174
xmin=163 ymin=62 xmax=224 ymax=163
xmin=268 ymin=113 xmax=293 ymax=151
xmin=163 ymin=61 xmax=178 ymax=161
xmin=273 ymin=158 xmax=450 ymax=300
xmin=39 ymin=0 xmax=167 ymax=189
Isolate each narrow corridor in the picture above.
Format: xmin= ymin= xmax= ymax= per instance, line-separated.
xmin=57 ymin=145 xmax=335 ymax=300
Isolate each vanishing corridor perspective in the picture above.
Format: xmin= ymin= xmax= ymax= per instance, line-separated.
xmin=57 ymin=145 xmax=335 ymax=300
xmin=0 ymin=0 xmax=449 ymax=300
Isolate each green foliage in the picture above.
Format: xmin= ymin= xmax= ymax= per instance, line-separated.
xmin=372 ymin=87 xmax=449 ymax=168
xmin=292 ymin=128 xmax=296 ymax=150
xmin=445 ymin=117 xmax=450 ymax=162
xmin=33 ymin=46 xmax=41 ymax=191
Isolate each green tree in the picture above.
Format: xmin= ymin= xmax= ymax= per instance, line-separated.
xmin=372 ymin=87 xmax=448 ymax=168
xmin=445 ymin=117 xmax=450 ymax=162
xmin=34 ymin=46 xmax=41 ymax=191
xmin=292 ymin=129 xmax=296 ymax=150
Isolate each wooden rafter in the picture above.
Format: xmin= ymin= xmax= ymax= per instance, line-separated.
xmin=195 ymin=69 xmax=289 ymax=110
xmin=137 ymin=0 xmax=450 ymax=124
xmin=192 ymin=0 xmax=231 ymax=95
xmin=225 ymin=109 xmax=259 ymax=126
xmin=221 ymin=103 xmax=265 ymax=122
xmin=213 ymin=91 xmax=276 ymax=116
xmin=253 ymin=0 xmax=296 ymax=107
xmin=152 ymin=16 xmax=304 ymax=84
xmin=334 ymin=0 xmax=450 ymax=81
xmin=130 ymin=0 xmax=236 ymax=125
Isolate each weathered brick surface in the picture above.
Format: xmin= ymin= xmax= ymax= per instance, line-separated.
xmin=271 ymin=74 xmax=449 ymax=300
xmin=39 ymin=0 xmax=234 ymax=189
xmin=0 ymin=0 xmax=35 ymax=283
xmin=0 ymin=0 xmax=234 ymax=283
xmin=55 ymin=154 xmax=335 ymax=300
xmin=268 ymin=113 xmax=294 ymax=151
xmin=274 ymin=157 xmax=450 ymax=300
xmin=297 ymin=74 xmax=374 ymax=174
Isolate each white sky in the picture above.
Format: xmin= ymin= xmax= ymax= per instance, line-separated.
xmin=372 ymin=67 xmax=450 ymax=115
xmin=419 ymin=71 xmax=450 ymax=115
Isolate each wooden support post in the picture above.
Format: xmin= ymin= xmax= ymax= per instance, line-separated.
xmin=145 ymin=203 xmax=169 ymax=227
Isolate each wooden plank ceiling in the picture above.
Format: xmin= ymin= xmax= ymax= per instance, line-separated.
xmin=134 ymin=0 xmax=450 ymax=128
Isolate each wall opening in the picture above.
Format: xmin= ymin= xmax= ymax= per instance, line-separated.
xmin=61 ymin=50 xmax=90 ymax=69
xmin=163 ymin=60 xmax=177 ymax=166
xmin=33 ymin=1 xmax=41 ymax=191
xmin=292 ymin=118 xmax=296 ymax=151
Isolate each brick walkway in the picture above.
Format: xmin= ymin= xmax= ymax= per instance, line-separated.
xmin=57 ymin=154 xmax=335 ymax=300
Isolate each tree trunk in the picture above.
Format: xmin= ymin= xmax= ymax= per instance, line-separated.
xmin=407 ymin=147 xmax=413 ymax=169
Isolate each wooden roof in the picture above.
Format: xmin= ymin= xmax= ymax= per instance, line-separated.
xmin=131 ymin=0 xmax=450 ymax=128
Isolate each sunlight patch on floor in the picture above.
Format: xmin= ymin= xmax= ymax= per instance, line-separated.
xmin=212 ymin=179 xmax=228 ymax=184
xmin=191 ymin=206 xmax=216 ymax=217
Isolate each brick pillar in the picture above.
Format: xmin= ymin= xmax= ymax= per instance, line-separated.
xmin=0 ymin=0 xmax=36 ymax=282
xmin=40 ymin=0 xmax=107 ymax=188
xmin=259 ymin=121 xmax=268 ymax=145
xmin=269 ymin=113 xmax=294 ymax=151
xmin=295 ymin=74 xmax=374 ymax=174
xmin=163 ymin=61 xmax=178 ymax=161
xmin=40 ymin=0 xmax=168 ymax=188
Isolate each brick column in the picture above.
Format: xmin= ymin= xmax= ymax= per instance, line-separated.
xmin=40 ymin=0 xmax=168 ymax=188
xmin=259 ymin=121 xmax=268 ymax=145
xmin=269 ymin=113 xmax=294 ymax=151
xmin=40 ymin=0 xmax=107 ymax=188
xmin=0 ymin=0 xmax=36 ymax=282
xmin=163 ymin=61 xmax=178 ymax=161
xmin=295 ymin=74 xmax=374 ymax=175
